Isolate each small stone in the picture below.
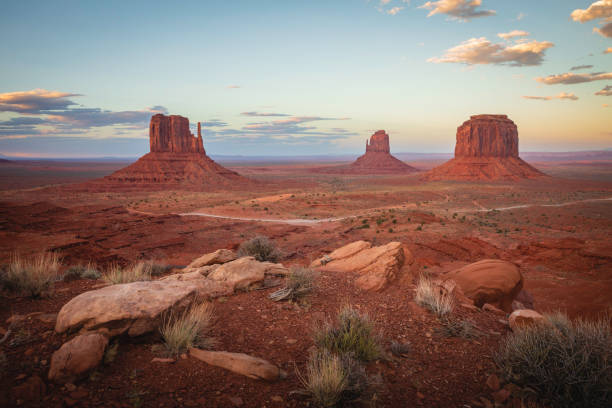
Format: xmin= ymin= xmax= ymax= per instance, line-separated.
xmin=24 ymin=348 xmax=35 ymax=356
xmin=486 ymin=374 xmax=500 ymax=391
xmin=286 ymin=339 xmax=297 ymax=344
xmin=494 ymin=389 xmax=511 ymax=404
xmin=151 ymin=358 xmax=175 ymax=363
xmin=65 ymin=383 xmax=77 ymax=392
xmin=180 ymin=353 xmax=188 ymax=360
xmin=416 ymin=392 xmax=425 ymax=399
xmin=70 ymin=389 xmax=89 ymax=399
xmin=271 ymin=395 xmax=283 ymax=402
xmin=228 ymin=396 xmax=244 ymax=407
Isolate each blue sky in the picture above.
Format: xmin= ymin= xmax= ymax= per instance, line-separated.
xmin=0 ymin=0 xmax=611 ymax=157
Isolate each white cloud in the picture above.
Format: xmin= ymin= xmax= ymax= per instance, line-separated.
xmin=595 ymin=85 xmax=612 ymax=96
xmin=419 ymin=0 xmax=495 ymax=21
xmin=571 ymin=1 xmax=612 ymax=37
xmin=571 ymin=1 xmax=612 ymax=23
xmin=497 ymin=30 xmax=529 ymax=40
xmin=522 ymin=92 xmax=579 ymax=101
xmin=536 ymin=72 xmax=612 ymax=85
xmin=428 ymin=36 xmax=553 ymax=66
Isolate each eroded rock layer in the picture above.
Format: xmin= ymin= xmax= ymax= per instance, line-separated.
xmin=424 ymin=115 xmax=544 ymax=181
xmin=97 ymin=114 xmax=250 ymax=190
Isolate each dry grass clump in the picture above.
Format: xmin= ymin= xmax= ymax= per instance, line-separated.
xmin=160 ymin=302 xmax=214 ymax=357
xmin=436 ymin=317 xmax=481 ymax=339
xmin=414 ymin=275 xmax=454 ymax=317
xmin=63 ymin=262 xmax=100 ymax=281
xmin=0 ymin=252 xmax=61 ymax=297
xmin=298 ymin=350 xmax=372 ymax=408
xmin=141 ymin=260 xmax=171 ymax=276
xmin=102 ymin=262 xmax=153 ymax=284
xmin=314 ymin=306 xmax=382 ymax=362
xmin=237 ymin=235 xmax=282 ymax=262
xmin=495 ymin=312 xmax=611 ymax=408
xmin=269 ymin=266 xmax=316 ymax=301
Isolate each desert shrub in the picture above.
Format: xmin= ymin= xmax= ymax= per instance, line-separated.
xmin=160 ymin=302 xmax=214 ymax=357
xmin=63 ymin=263 xmax=100 ymax=281
xmin=237 ymin=235 xmax=281 ymax=262
xmin=102 ymin=262 xmax=152 ymax=285
xmin=314 ymin=306 xmax=382 ymax=361
xmin=495 ymin=312 xmax=611 ymax=408
xmin=298 ymin=350 xmax=370 ymax=408
xmin=435 ymin=317 xmax=480 ymax=339
xmin=0 ymin=252 xmax=61 ymax=297
xmin=269 ymin=266 xmax=316 ymax=301
xmin=414 ymin=275 xmax=454 ymax=317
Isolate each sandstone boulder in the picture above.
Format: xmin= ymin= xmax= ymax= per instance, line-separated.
xmin=508 ymin=309 xmax=545 ymax=331
xmin=189 ymin=348 xmax=284 ymax=381
xmin=56 ymin=257 xmax=287 ymax=337
xmin=443 ymin=260 xmax=523 ymax=312
xmin=187 ymin=249 xmax=236 ymax=269
xmin=48 ymin=333 xmax=108 ymax=383
xmin=311 ymin=241 xmax=412 ymax=291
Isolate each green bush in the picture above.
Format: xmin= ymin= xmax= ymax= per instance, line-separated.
xmin=495 ymin=312 xmax=611 ymax=408
xmin=314 ymin=306 xmax=382 ymax=361
xmin=237 ymin=236 xmax=281 ymax=262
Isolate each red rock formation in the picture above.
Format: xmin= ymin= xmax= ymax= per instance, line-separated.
xmin=317 ymin=130 xmax=417 ymax=174
xmin=98 ymin=114 xmax=251 ymax=190
xmin=423 ymin=115 xmax=544 ymax=181
xmin=149 ymin=114 xmax=205 ymax=154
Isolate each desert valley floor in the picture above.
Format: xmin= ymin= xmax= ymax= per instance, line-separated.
xmin=0 ymin=158 xmax=611 ymax=407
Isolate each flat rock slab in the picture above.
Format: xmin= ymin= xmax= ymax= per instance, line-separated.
xmin=186 ymin=248 xmax=237 ymax=269
xmin=189 ymin=348 xmax=283 ymax=381
xmin=311 ymin=241 xmax=412 ymax=291
xmin=56 ymin=256 xmax=288 ymax=337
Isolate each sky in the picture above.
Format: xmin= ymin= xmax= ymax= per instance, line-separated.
xmin=0 ymin=0 xmax=611 ymax=158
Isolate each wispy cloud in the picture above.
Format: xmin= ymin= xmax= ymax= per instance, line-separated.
xmin=241 ymin=111 xmax=290 ymax=117
xmin=419 ymin=0 xmax=495 ymax=21
xmin=0 ymin=89 xmax=167 ymax=139
xmin=0 ymin=89 xmax=81 ymax=114
xmin=497 ymin=30 xmax=529 ymax=40
xmin=428 ymin=36 xmax=553 ymax=66
xmin=515 ymin=12 xmax=526 ymax=21
xmin=199 ymin=119 xmax=228 ymax=127
xmin=536 ymin=72 xmax=612 ymax=85
xmin=571 ymin=1 xmax=612 ymax=38
xmin=226 ymin=85 xmax=241 ymax=89
xmin=387 ymin=6 xmax=404 ymax=15
xmin=595 ymin=85 xmax=612 ymax=96
xmin=569 ymin=64 xmax=594 ymax=70
xmin=522 ymin=92 xmax=579 ymax=101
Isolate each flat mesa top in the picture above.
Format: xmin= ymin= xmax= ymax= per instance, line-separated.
xmin=469 ymin=114 xmax=510 ymax=121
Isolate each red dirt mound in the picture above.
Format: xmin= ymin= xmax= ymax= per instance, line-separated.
xmin=317 ymin=130 xmax=418 ymax=174
xmin=81 ymin=114 xmax=252 ymax=191
xmin=423 ymin=115 xmax=545 ymax=181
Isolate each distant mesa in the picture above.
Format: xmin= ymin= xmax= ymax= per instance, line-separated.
xmin=318 ymin=130 xmax=418 ymax=174
xmin=101 ymin=114 xmax=251 ymax=190
xmin=423 ymin=115 xmax=545 ymax=181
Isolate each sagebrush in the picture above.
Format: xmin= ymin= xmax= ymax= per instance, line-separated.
xmin=237 ymin=236 xmax=282 ymax=262
xmin=495 ymin=312 xmax=611 ymax=408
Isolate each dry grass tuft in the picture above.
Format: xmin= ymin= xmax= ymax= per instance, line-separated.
xmin=495 ymin=312 xmax=611 ymax=408
xmin=0 ymin=252 xmax=61 ymax=297
xmin=314 ymin=305 xmax=382 ymax=362
xmin=298 ymin=350 xmax=349 ymax=408
xmin=414 ymin=275 xmax=454 ymax=317
xmin=63 ymin=262 xmax=100 ymax=281
xmin=269 ymin=266 xmax=316 ymax=301
xmin=160 ymin=302 xmax=214 ymax=357
xmin=102 ymin=262 xmax=153 ymax=284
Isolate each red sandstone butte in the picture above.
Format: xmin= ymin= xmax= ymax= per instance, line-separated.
xmin=319 ymin=130 xmax=417 ymax=174
xmin=101 ymin=114 xmax=250 ymax=190
xmin=423 ymin=115 xmax=544 ymax=181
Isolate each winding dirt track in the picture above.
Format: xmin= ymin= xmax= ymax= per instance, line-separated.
xmin=178 ymin=196 xmax=612 ymax=226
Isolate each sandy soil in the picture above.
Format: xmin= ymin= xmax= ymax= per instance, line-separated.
xmin=0 ymin=159 xmax=611 ymax=407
